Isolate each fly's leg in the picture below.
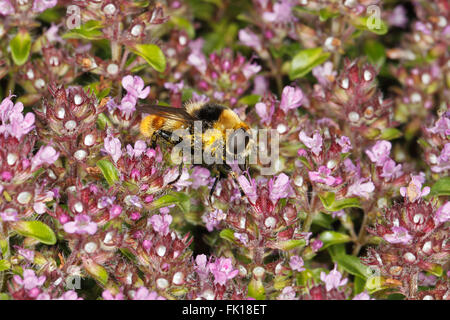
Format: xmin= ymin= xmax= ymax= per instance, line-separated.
xmin=168 ymin=162 xmax=184 ymax=185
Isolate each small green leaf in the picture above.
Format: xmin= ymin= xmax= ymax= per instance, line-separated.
xmin=312 ymin=212 xmax=333 ymax=229
xmin=328 ymin=197 xmax=362 ymax=211
xmin=131 ymin=44 xmax=166 ymax=72
xmin=11 ymin=221 xmax=56 ymax=245
xmin=364 ymin=40 xmax=386 ymax=67
xmin=319 ymin=8 xmax=339 ymax=21
xmin=0 ymin=259 xmax=11 ymax=272
xmin=354 ymin=276 xmax=366 ymax=295
xmin=62 ymin=20 xmax=103 ymax=40
xmin=273 ymin=239 xmax=307 ymax=251
xmin=0 ymin=293 xmax=10 ymax=300
xmin=318 ymin=192 xmax=335 ymax=209
xmin=430 ymin=177 xmax=450 ymax=196
xmin=379 ymin=128 xmax=402 ymax=140
xmin=289 ymin=48 xmax=330 ymax=80
xmin=96 ymin=113 xmax=112 ymax=130
xmin=96 ymin=159 xmax=120 ymax=186
xmin=423 ymin=263 xmax=443 ymax=277
xmin=238 ymin=94 xmax=261 ymax=106
xmin=151 ymin=192 xmax=190 ymax=214
xmin=219 ymin=229 xmax=235 ymax=243
xmin=10 ymin=30 xmax=32 ymax=66
xmin=333 ymin=254 xmax=371 ymax=279
xmin=170 ymin=16 xmax=195 ymax=38
xmin=319 ymin=231 xmax=351 ymax=250
xmin=83 ymin=259 xmax=108 ymax=285
xmin=248 ymin=278 xmax=265 ymax=300
xmin=351 ymin=16 xmax=388 ymax=35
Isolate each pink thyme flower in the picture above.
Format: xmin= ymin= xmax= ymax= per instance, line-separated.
xmin=0 ymin=95 xmax=35 ymax=139
xmin=336 ymin=136 xmax=352 ymax=153
xmin=383 ymin=226 xmax=413 ymax=244
xmin=312 ymin=61 xmax=337 ymax=86
xmin=191 ymin=166 xmax=211 ymax=189
xmin=262 ymin=0 xmax=294 ymax=23
xmin=435 ymin=202 xmax=450 ymax=224
xmin=380 ymin=159 xmax=403 ymax=181
xmin=252 ymin=75 xmax=268 ymax=95
xmin=126 ymin=140 xmax=147 ymax=158
xmin=188 ymin=51 xmax=207 ymax=74
xmin=32 ymin=0 xmax=57 ymax=13
xmin=234 ymin=232 xmax=249 ymax=245
xmin=278 ymin=286 xmax=296 ymax=300
xmin=118 ymin=94 xmax=137 ymax=118
xmin=320 ymin=264 xmax=348 ymax=292
xmin=57 ymin=290 xmax=83 ymax=300
xmin=121 ymin=75 xmax=150 ymax=99
xmin=237 ymin=174 xmax=258 ymax=203
xmin=13 ymin=269 xmax=46 ymax=290
xmin=208 ymin=257 xmax=239 ymax=286
xmin=427 ymin=116 xmax=450 ymax=138
xmin=242 ymin=62 xmax=261 ymax=79
xmin=400 ymin=175 xmax=430 ymax=202
xmin=347 ymin=178 xmax=375 ymax=199
xmin=255 ymin=101 xmax=274 ymax=125
xmin=388 ymin=5 xmax=408 ymax=28
xmin=164 ymin=81 xmax=184 ymax=94
xmin=0 ymin=209 xmax=18 ymax=221
xmin=194 ymin=254 xmax=210 ymax=280
xmin=109 ymin=204 xmax=122 ymax=219
xmin=31 ymin=145 xmax=59 ymax=170
xmin=16 ymin=247 xmax=35 ymax=262
xmin=418 ymin=273 xmax=437 ymax=287
xmin=309 ymin=166 xmax=342 ymax=186
xmin=133 ymin=287 xmax=165 ymax=300
xmin=432 ymin=143 xmax=450 ymax=173
xmin=102 ymin=290 xmax=124 ymax=300
xmin=0 ymin=0 xmax=14 ymax=15
xmin=352 ymin=291 xmax=374 ymax=300
xmin=63 ymin=214 xmax=98 ymax=235
xmin=365 ymin=140 xmax=391 ymax=166
xmin=311 ymin=239 xmax=323 ymax=252
xmin=202 ymin=208 xmax=226 ymax=232
xmin=279 ymin=86 xmax=303 ymax=113
xmin=289 ymin=255 xmax=305 ymax=272
xmin=238 ymin=28 xmax=262 ymax=51
xmin=149 ymin=213 xmax=172 ymax=236
xmin=299 ymin=131 xmax=323 ymax=156
xmin=103 ymin=131 xmax=122 ymax=163
xmin=268 ymin=173 xmax=292 ymax=204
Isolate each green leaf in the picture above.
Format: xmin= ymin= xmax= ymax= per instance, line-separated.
xmin=423 ymin=263 xmax=443 ymax=277
xmin=10 ymin=30 xmax=32 ymax=66
xmin=0 ymin=259 xmax=11 ymax=272
xmin=62 ymin=20 xmax=103 ymax=40
xmin=96 ymin=159 xmax=120 ymax=186
xmin=273 ymin=239 xmax=307 ymax=251
xmin=312 ymin=212 xmax=333 ymax=229
xmin=131 ymin=44 xmax=166 ymax=72
xmin=364 ymin=40 xmax=386 ymax=67
xmin=83 ymin=259 xmax=108 ymax=285
xmin=430 ymin=177 xmax=450 ymax=196
xmin=238 ymin=94 xmax=261 ymax=106
xmin=219 ymin=229 xmax=235 ymax=243
xmin=289 ymin=48 xmax=330 ymax=80
xmin=354 ymin=276 xmax=366 ymax=295
xmin=248 ymin=278 xmax=265 ymax=300
xmin=328 ymin=197 xmax=362 ymax=211
xmin=319 ymin=231 xmax=351 ymax=250
xmin=96 ymin=113 xmax=112 ymax=130
xmin=318 ymin=192 xmax=335 ymax=209
xmin=351 ymin=16 xmax=388 ymax=35
xmin=379 ymin=128 xmax=402 ymax=140
xmin=151 ymin=192 xmax=190 ymax=213
xmin=11 ymin=221 xmax=56 ymax=245
xmin=170 ymin=16 xmax=195 ymax=38
xmin=0 ymin=293 xmax=10 ymax=300
xmin=333 ymin=254 xmax=371 ymax=279
xmin=319 ymin=8 xmax=339 ymax=21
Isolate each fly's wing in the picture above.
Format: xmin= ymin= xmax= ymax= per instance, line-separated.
xmin=137 ymin=104 xmax=198 ymax=123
